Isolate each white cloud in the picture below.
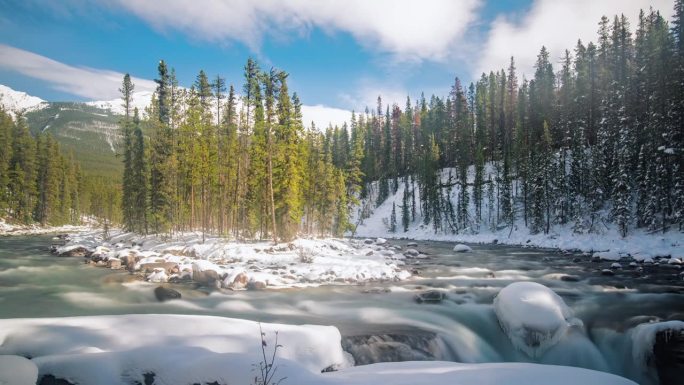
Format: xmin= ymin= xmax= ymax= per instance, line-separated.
xmin=0 ymin=44 xmax=348 ymax=129
xmin=114 ymin=0 xmax=482 ymax=62
xmin=475 ymin=0 xmax=675 ymax=78
xmin=301 ymin=104 xmax=350 ymax=130
xmin=0 ymin=44 xmax=156 ymax=100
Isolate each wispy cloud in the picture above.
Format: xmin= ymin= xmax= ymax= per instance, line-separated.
xmin=0 ymin=44 xmax=156 ymax=100
xmin=0 ymin=44 xmax=349 ymax=129
xmin=475 ymin=0 xmax=674 ymax=78
xmin=114 ymin=0 xmax=482 ymax=63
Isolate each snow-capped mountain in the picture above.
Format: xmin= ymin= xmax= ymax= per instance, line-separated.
xmin=86 ymin=91 xmax=155 ymax=116
xmin=0 ymin=84 xmax=47 ymax=114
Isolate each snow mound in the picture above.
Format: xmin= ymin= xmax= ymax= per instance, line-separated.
xmin=0 ymin=314 xmax=348 ymax=384
xmin=327 ymin=361 xmax=636 ymax=385
xmin=0 ymin=355 xmax=38 ymax=385
xmin=629 ymin=320 xmax=684 ymax=368
xmin=494 ymin=282 xmax=582 ymax=358
xmin=453 ymin=244 xmax=472 ymax=252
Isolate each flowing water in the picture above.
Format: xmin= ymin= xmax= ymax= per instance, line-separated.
xmin=1 ymin=235 xmax=682 ymax=384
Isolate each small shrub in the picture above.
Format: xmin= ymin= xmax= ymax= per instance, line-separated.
xmin=252 ymin=323 xmax=287 ymax=385
xmin=296 ymin=246 xmax=315 ymax=264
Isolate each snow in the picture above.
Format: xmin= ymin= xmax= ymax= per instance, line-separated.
xmin=0 ymin=314 xmax=636 ymax=385
xmin=326 ymin=361 xmax=636 ymax=385
xmin=0 ymin=355 xmax=38 ymax=385
xmin=0 ymin=84 xmax=47 ymax=116
xmin=453 ymin=243 xmax=472 ymax=252
xmin=493 ymin=282 xmax=582 ymax=358
xmin=629 ymin=320 xmax=684 ymax=369
xmin=86 ymin=91 xmax=155 ymax=116
xmin=0 ymin=314 xmax=348 ymax=384
xmin=0 ymin=218 xmax=90 ymax=236
xmin=58 ymin=230 xmax=411 ymax=288
xmin=353 ymin=170 xmax=683 ymax=261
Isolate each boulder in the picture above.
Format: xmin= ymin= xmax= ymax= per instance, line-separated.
xmin=192 ymin=264 xmax=221 ymax=286
xmin=140 ymin=262 xmax=179 ymax=275
xmin=560 ymin=275 xmax=581 ymax=282
xmin=453 ymin=244 xmax=472 ymax=253
xmin=154 ymin=286 xmax=182 ymax=302
xmin=106 ymin=258 xmax=122 ymax=269
xmin=601 ymin=269 xmax=615 ymax=276
xmin=404 ymin=248 xmax=420 ymax=257
xmin=225 ymin=272 xmax=249 ymax=290
xmin=247 ymin=279 xmax=267 ymax=290
xmin=406 ymin=242 xmax=418 ymax=247
xmin=375 ymin=238 xmax=387 ymax=245
xmin=414 ymin=290 xmax=446 ymax=304
xmin=58 ymin=246 xmax=91 ymax=258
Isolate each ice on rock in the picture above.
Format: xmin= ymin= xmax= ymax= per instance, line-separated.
xmin=629 ymin=320 xmax=684 ymax=369
xmin=0 ymin=355 xmax=38 ymax=385
xmin=494 ymin=282 xmax=582 ymax=358
xmin=453 ymin=244 xmax=472 ymax=252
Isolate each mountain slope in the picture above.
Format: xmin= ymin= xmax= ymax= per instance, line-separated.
xmin=24 ymin=102 xmax=123 ymax=178
xmin=0 ymin=84 xmax=47 ymax=114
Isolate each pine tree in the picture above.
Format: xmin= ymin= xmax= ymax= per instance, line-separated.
xmin=389 ymin=201 xmax=397 ymax=233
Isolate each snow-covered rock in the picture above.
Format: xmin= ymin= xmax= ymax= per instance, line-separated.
xmin=494 ymin=282 xmax=582 ymax=358
xmin=0 ymin=355 xmax=38 ymax=385
xmin=326 ymin=361 xmax=636 ymax=385
xmin=375 ymin=237 xmax=387 ymax=245
xmin=610 ymin=262 xmax=622 ymax=269
xmin=63 ymin=231 xmax=410 ymax=288
xmin=453 ymin=244 xmax=472 ymax=252
xmin=0 ymin=315 xmax=636 ymax=385
xmin=629 ymin=320 xmax=684 ymax=369
xmin=594 ymin=251 xmax=622 ymax=261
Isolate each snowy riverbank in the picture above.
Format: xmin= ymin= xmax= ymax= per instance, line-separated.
xmin=56 ymin=231 xmax=412 ymax=289
xmin=0 ymin=218 xmax=90 ymax=236
xmin=0 ymin=314 xmax=640 ymax=385
xmin=354 ymin=178 xmax=684 ymax=262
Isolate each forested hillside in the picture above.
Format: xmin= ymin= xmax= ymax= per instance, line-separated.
xmin=122 ymin=6 xmax=682 ymax=242
xmin=0 ymin=107 xmax=119 ymax=226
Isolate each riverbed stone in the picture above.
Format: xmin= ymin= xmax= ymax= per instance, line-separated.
xmin=140 ymin=262 xmax=179 ymax=275
xmin=414 ymin=290 xmax=446 ymax=304
xmin=560 ymin=274 xmax=581 ymax=282
xmin=192 ymin=266 xmax=221 ymax=286
xmin=106 ymin=258 xmax=122 ymax=269
xmin=225 ymin=272 xmax=249 ymax=290
xmin=38 ymin=375 xmax=75 ymax=385
xmin=58 ymin=246 xmax=91 ymax=258
xmin=154 ymin=286 xmax=181 ymax=302
xmin=247 ymin=279 xmax=267 ymax=290
xmin=601 ymin=269 xmax=615 ymax=276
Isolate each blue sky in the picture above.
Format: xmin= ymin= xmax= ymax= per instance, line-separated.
xmin=0 ymin=0 xmax=674 ymax=120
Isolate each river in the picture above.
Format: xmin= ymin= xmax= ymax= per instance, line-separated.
xmin=0 ymin=234 xmax=682 ymax=384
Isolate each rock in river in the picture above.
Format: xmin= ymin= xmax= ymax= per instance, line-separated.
xmin=154 ymin=286 xmax=181 ymax=302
